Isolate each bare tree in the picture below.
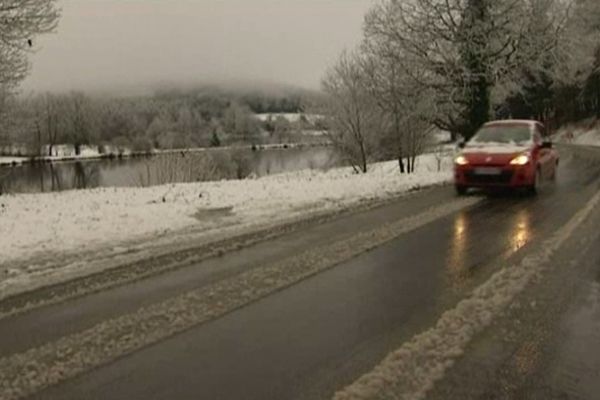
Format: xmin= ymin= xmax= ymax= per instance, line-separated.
xmin=136 ymin=153 xmax=220 ymax=187
xmin=361 ymin=36 xmax=437 ymax=173
xmin=321 ymin=50 xmax=382 ymax=173
xmin=223 ymin=102 xmax=261 ymax=144
xmin=0 ymin=0 xmax=60 ymax=89
xmin=31 ymin=93 xmax=62 ymax=155
xmin=65 ymin=92 xmax=98 ymax=154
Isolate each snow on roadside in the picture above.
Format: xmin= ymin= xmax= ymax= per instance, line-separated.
xmin=0 ymin=157 xmax=27 ymax=166
xmin=0 ymin=154 xmax=453 ymax=269
xmin=0 ymin=196 xmax=479 ymax=400
xmin=333 ymin=184 xmax=600 ymax=400
xmin=555 ymin=124 xmax=600 ymax=147
xmin=573 ymin=129 xmax=600 ymax=146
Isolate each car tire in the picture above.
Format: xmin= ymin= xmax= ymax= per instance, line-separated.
xmin=455 ymin=185 xmax=468 ymax=196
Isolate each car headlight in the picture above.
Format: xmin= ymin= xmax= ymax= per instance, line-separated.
xmin=455 ymin=155 xmax=469 ymax=166
xmin=510 ymin=154 xmax=530 ymax=165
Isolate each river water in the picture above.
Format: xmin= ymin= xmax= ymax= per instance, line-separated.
xmin=0 ymin=146 xmax=340 ymax=194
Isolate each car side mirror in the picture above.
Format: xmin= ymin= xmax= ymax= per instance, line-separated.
xmin=541 ymin=140 xmax=553 ymax=149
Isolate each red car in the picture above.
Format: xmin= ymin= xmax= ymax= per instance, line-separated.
xmin=454 ymin=120 xmax=559 ymax=195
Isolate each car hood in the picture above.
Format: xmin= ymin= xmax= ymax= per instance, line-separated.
xmin=462 ymin=144 xmax=529 ymax=165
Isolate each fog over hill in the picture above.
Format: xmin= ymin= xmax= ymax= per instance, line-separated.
xmin=21 ymin=0 xmax=374 ymax=95
xmin=19 ymin=78 xmax=323 ymax=100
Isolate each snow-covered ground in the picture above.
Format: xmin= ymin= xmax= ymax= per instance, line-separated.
xmin=0 ymin=157 xmax=27 ymax=166
xmin=0 ymin=154 xmax=452 ymax=269
xmin=570 ymin=129 xmax=600 ymax=146
xmin=555 ymin=124 xmax=600 ymax=146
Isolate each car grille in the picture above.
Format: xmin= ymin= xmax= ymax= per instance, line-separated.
xmin=465 ymin=170 xmax=514 ymax=184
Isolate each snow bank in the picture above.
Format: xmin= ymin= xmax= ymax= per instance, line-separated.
xmin=0 ymin=154 xmax=453 ymax=268
xmin=0 ymin=157 xmax=27 ymax=166
xmin=573 ymin=129 xmax=600 ymax=146
xmin=555 ymin=125 xmax=600 ymax=147
xmin=0 ymin=197 xmax=481 ymax=400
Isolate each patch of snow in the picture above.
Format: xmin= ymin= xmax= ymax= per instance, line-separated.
xmin=573 ymin=129 xmax=600 ymax=146
xmin=41 ymin=144 xmax=76 ymax=158
xmin=432 ymin=130 xmax=452 ymax=144
xmin=78 ymin=146 xmax=102 ymax=157
xmin=0 ymin=157 xmax=27 ymax=166
xmin=0 ymin=196 xmax=481 ymax=400
xmin=0 ymin=154 xmax=453 ymax=289
xmin=555 ymin=125 xmax=600 ymax=147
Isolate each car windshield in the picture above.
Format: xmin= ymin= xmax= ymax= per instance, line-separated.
xmin=470 ymin=125 xmax=532 ymax=145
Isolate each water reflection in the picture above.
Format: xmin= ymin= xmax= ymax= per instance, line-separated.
xmin=446 ymin=206 xmax=533 ymax=290
xmin=72 ymin=161 xmax=100 ymax=190
xmin=0 ymin=161 xmax=101 ymax=193
xmin=0 ymin=147 xmax=338 ymax=194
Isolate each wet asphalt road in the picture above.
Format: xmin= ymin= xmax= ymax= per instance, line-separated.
xmin=3 ymin=146 xmax=600 ymax=400
xmin=427 ymin=160 xmax=600 ymax=400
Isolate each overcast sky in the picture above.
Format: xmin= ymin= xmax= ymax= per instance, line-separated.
xmin=22 ymin=0 xmax=374 ymax=95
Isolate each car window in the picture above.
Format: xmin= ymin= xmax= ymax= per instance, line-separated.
xmin=470 ymin=125 xmax=532 ymax=145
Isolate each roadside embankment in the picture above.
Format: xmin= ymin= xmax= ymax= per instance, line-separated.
xmin=0 ymin=154 xmax=452 ymax=300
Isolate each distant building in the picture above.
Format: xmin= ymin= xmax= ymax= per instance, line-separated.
xmin=0 ymin=143 xmax=35 ymax=157
xmin=78 ymin=145 xmax=101 ymax=157
xmin=254 ymin=113 xmax=324 ymax=124
xmin=42 ymin=144 xmax=76 ymax=157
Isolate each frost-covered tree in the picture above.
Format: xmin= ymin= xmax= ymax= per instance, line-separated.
xmin=222 ymin=102 xmax=261 ymax=143
xmin=558 ymin=0 xmax=600 ymax=78
xmin=321 ymin=50 xmax=382 ymax=173
xmin=64 ymin=92 xmax=99 ymax=153
xmin=360 ymin=43 xmax=435 ymax=173
xmin=0 ymin=0 xmax=60 ymax=89
xmin=363 ymin=0 xmax=568 ymax=139
xmin=32 ymin=93 xmax=64 ymax=155
xmin=501 ymin=0 xmax=600 ymax=124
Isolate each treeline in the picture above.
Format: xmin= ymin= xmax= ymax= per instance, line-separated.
xmin=319 ymin=0 xmax=600 ymax=173
xmin=0 ymin=85 xmax=318 ymax=155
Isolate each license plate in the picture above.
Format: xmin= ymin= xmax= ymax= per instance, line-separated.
xmin=474 ymin=167 xmax=501 ymax=175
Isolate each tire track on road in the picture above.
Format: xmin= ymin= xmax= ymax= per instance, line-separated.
xmin=0 ymin=185 xmax=447 ymax=320
xmin=0 ymin=197 xmax=480 ymax=400
xmin=332 ymin=188 xmax=600 ymax=400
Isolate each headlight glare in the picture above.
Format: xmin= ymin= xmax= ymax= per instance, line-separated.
xmin=510 ymin=154 xmax=530 ymax=165
xmin=455 ymin=155 xmax=468 ymax=166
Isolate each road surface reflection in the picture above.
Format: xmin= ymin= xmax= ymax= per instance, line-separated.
xmin=446 ymin=204 xmax=533 ymax=291
xmin=447 ymin=212 xmax=469 ymax=290
xmin=510 ymin=209 xmax=531 ymax=253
